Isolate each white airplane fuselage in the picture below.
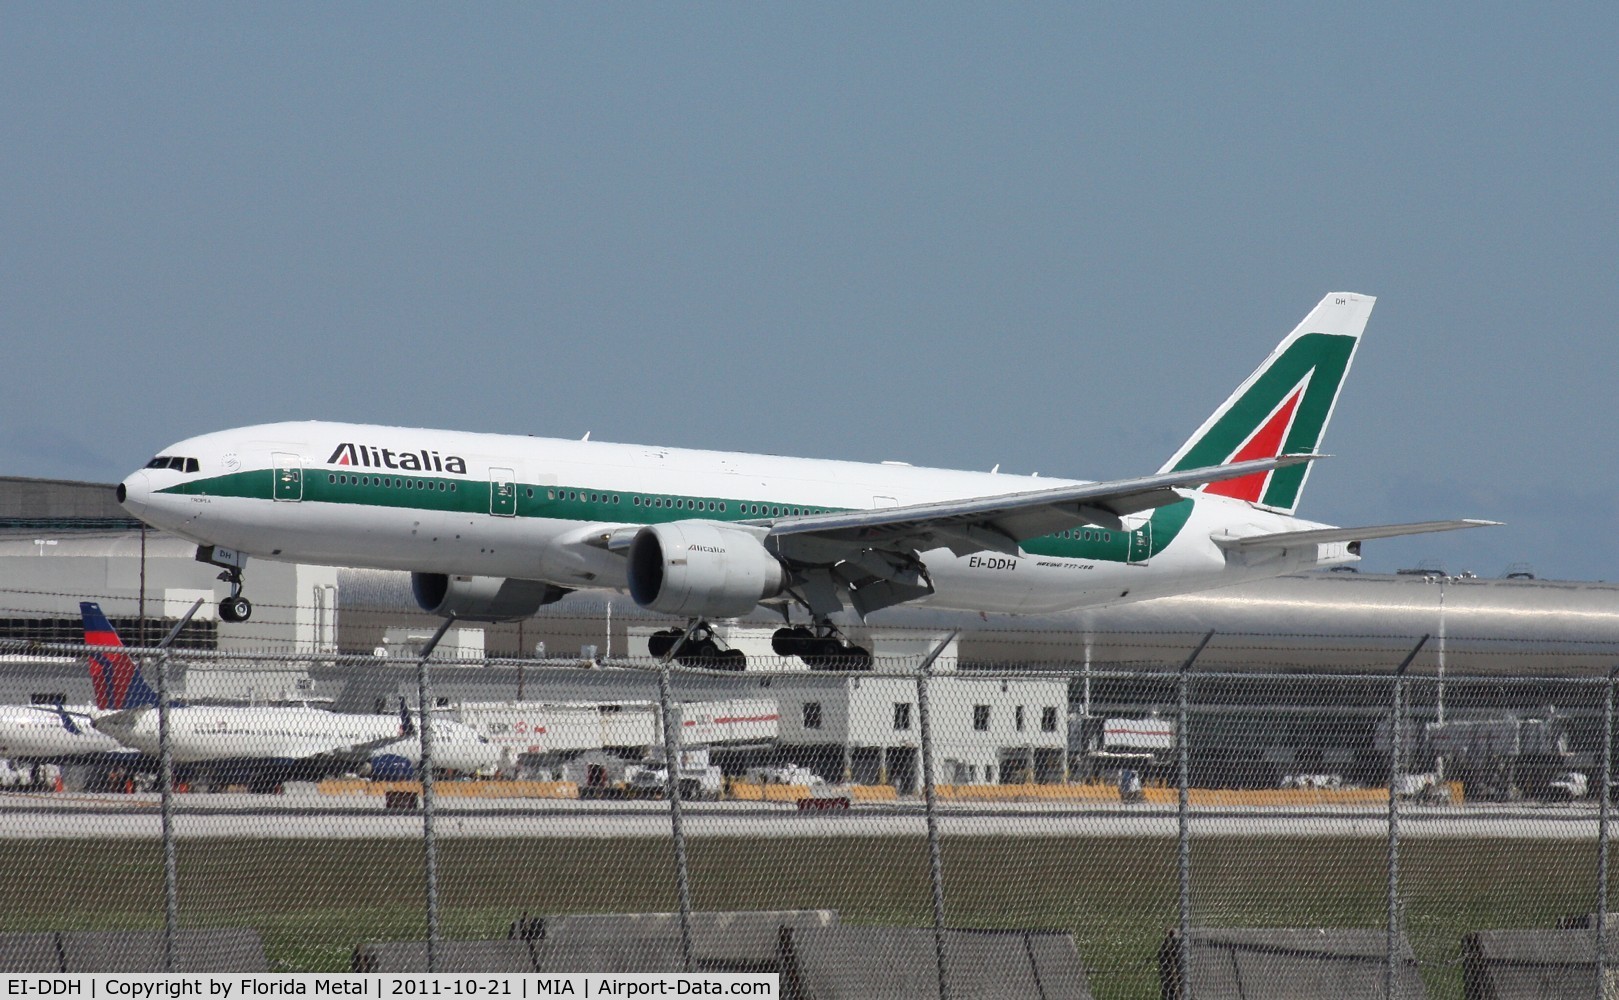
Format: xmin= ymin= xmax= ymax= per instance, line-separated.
xmin=119 ymin=421 xmax=1349 ymax=617
xmin=0 ymin=704 xmax=130 ymax=760
xmin=94 ymin=703 xmax=502 ymax=774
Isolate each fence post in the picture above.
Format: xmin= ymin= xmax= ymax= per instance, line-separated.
xmin=147 ymin=599 xmax=201 ymax=974
xmin=1177 ymin=631 xmax=1214 ymax=1000
xmin=415 ymin=617 xmax=456 ymax=973
xmin=1599 ymin=668 xmax=1615 ymax=995
xmin=154 ymin=648 xmax=178 ymax=973
xmin=1387 ymin=636 xmax=1428 ymax=1000
xmin=915 ymin=632 xmax=959 ymax=1000
xmin=656 ymin=622 xmax=706 ymax=974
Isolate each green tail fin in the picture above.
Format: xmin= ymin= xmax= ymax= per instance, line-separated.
xmin=1158 ymin=292 xmax=1373 ymax=514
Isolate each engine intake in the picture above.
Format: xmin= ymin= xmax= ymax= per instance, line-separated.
xmin=411 ymin=573 xmax=569 ymax=622
xmin=627 ymin=521 xmax=786 ymax=618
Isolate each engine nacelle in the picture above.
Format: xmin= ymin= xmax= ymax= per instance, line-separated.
xmin=627 ymin=521 xmax=787 ymax=618
xmin=411 ymin=573 xmax=569 ymax=622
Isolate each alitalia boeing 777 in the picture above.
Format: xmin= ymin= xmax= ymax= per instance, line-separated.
xmin=117 ymin=293 xmax=1492 ymax=666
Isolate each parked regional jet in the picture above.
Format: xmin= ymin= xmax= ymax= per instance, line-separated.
xmin=117 ymin=293 xmax=1492 ymax=666
xmin=80 ymin=603 xmax=501 ymax=789
xmin=0 ymin=702 xmax=131 ymax=761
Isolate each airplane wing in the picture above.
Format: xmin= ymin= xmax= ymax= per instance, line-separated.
xmin=1212 ymin=519 xmax=1501 ymax=551
xmin=765 ymin=454 xmax=1319 ymax=559
xmin=592 ymin=454 xmax=1314 ymax=618
xmin=92 ymin=708 xmax=147 ymax=732
xmin=280 ymin=733 xmax=411 ymax=765
xmin=754 ymin=454 xmax=1317 ymax=617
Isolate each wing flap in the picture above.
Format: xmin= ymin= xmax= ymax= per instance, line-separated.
xmin=1213 ymin=519 xmax=1501 ymax=550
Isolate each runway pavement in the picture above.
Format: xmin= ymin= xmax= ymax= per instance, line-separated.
xmin=0 ymin=789 xmax=1608 ymax=840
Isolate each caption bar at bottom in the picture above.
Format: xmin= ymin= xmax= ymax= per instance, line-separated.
xmin=3 ymin=974 xmax=778 ymax=999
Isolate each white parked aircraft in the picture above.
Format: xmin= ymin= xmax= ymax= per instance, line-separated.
xmin=0 ymin=702 xmax=130 ymax=761
xmin=117 ymin=293 xmax=1492 ymax=666
xmin=80 ymin=603 xmax=502 ymax=789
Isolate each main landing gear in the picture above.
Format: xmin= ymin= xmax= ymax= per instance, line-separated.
xmin=197 ymin=545 xmax=252 ymax=623
xmin=645 ymin=618 xmax=872 ymax=672
xmin=646 ymin=623 xmax=747 ymax=671
xmin=772 ymin=622 xmax=872 ymax=671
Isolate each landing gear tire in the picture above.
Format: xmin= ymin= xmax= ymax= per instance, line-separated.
xmin=647 ymin=628 xmax=683 ymax=659
xmin=219 ymin=596 xmax=252 ymax=623
xmin=773 ymin=625 xmax=872 ymax=671
xmin=650 ymin=625 xmax=749 ymax=670
xmin=772 ymin=626 xmax=815 ymax=658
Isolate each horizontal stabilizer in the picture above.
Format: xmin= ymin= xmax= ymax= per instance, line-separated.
xmin=1213 ymin=519 xmax=1501 ymax=551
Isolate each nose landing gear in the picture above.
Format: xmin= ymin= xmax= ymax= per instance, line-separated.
xmin=196 ymin=545 xmax=252 ymax=623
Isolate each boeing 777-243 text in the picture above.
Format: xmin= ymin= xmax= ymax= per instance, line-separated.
xmin=118 ymin=293 xmax=1493 ymax=666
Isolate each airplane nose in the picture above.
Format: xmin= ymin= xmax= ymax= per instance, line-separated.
xmin=117 ymin=471 xmax=150 ymax=516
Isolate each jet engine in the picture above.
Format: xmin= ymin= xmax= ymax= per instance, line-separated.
xmin=411 ymin=573 xmax=569 ymax=622
xmin=627 ymin=521 xmax=787 ymax=618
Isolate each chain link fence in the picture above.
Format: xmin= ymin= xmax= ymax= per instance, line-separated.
xmin=2 ymin=625 xmax=1618 ymax=998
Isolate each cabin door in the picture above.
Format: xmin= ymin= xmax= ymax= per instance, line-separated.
xmin=489 ymin=468 xmax=517 ymax=517
xmin=1127 ymin=519 xmax=1152 ymax=565
xmin=272 ymin=453 xmax=303 ymax=502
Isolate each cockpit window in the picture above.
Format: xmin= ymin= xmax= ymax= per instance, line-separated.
xmin=145 ymin=456 xmax=200 ymax=473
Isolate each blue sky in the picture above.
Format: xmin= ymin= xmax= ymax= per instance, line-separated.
xmin=2 ymin=6 xmax=1614 ymax=579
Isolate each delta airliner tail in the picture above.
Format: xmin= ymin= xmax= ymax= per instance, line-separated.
xmin=80 ymin=602 xmax=158 ymax=711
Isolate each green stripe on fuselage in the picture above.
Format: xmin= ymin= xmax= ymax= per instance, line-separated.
xmin=158 ymin=472 xmax=1196 ymax=563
